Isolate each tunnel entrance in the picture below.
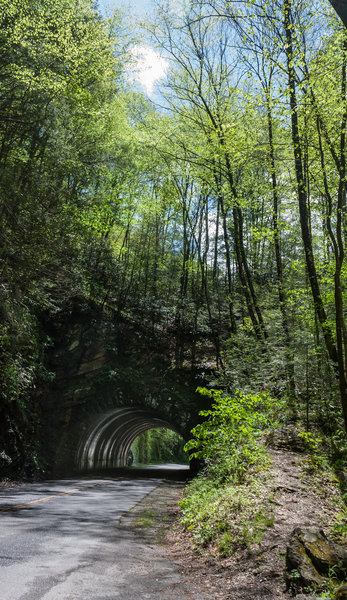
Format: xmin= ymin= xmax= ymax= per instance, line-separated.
xmin=75 ymin=407 xmax=188 ymax=472
xmin=44 ymin=305 xmax=207 ymax=475
xmin=130 ymin=427 xmax=188 ymax=467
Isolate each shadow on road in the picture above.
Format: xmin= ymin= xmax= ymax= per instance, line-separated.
xmin=95 ymin=463 xmax=190 ymax=481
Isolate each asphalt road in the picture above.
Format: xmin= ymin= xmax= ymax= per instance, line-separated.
xmin=0 ymin=468 xmax=208 ymax=600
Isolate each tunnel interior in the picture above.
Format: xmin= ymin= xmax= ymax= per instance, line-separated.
xmin=76 ymin=407 xmax=185 ymax=472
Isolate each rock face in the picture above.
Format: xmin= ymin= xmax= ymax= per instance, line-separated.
xmin=286 ymin=527 xmax=347 ymax=595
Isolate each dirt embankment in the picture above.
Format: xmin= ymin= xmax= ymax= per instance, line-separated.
xmin=130 ymin=449 xmax=346 ymax=600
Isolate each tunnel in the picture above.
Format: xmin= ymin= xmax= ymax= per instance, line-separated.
xmin=43 ymin=305 xmax=206 ymax=475
xmin=75 ymin=407 xmax=183 ymax=472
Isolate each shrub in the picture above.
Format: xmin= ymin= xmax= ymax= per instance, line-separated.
xmin=180 ymin=388 xmax=279 ymax=553
xmin=184 ymin=388 xmax=279 ymax=483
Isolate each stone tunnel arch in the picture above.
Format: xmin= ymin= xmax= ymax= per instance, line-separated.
xmin=75 ymin=407 xmax=183 ymax=471
xmin=43 ymin=304 xmax=210 ymax=474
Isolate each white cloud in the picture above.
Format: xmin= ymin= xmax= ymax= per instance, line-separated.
xmin=130 ymin=45 xmax=169 ymax=97
xmin=169 ymin=0 xmax=188 ymax=15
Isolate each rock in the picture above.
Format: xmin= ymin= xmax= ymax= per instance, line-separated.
xmin=335 ymin=584 xmax=347 ymax=600
xmin=286 ymin=526 xmax=347 ymax=595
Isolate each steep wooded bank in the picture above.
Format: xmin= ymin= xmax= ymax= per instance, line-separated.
xmin=0 ymin=0 xmax=347 ymax=478
xmin=136 ymin=440 xmax=346 ymax=600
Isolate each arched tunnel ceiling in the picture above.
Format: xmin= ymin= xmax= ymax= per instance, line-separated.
xmin=76 ymin=407 xmax=180 ymax=471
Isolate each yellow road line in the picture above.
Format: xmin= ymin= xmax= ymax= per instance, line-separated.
xmin=0 ymin=481 xmax=111 ymax=513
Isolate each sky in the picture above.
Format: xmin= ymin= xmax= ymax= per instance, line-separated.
xmin=97 ymin=0 xmax=169 ymax=98
xmin=98 ymin=0 xmax=153 ymax=18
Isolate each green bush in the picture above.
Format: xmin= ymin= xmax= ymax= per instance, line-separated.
xmin=180 ymin=388 xmax=279 ymax=553
xmin=184 ymin=388 xmax=279 ymax=483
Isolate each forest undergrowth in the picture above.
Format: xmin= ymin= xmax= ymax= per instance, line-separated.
xmin=179 ymin=388 xmax=347 ymax=599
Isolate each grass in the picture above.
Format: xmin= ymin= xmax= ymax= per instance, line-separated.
xmin=133 ymin=508 xmax=155 ymax=528
xmin=180 ymin=465 xmax=274 ymax=556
